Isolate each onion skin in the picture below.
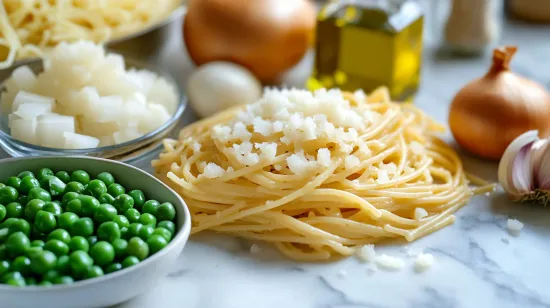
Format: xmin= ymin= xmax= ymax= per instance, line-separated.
xmin=183 ymin=0 xmax=316 ymax=83
xmin=449 ymin=46 xmax=550 ymax=160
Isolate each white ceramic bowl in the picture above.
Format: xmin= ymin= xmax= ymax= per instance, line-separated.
xmin=0 ymin=156 xmax=191 ymax=308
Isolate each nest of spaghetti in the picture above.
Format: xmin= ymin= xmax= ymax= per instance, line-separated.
xmin=153 ymin=87 xmax=493 ymax=261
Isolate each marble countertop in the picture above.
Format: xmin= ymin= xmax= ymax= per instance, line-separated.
xmin=2 ymin=8 xmax=550 ymax=308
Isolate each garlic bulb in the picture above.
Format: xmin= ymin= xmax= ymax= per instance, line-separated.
xmin=498 ymin=130 xmax=550 ymax=204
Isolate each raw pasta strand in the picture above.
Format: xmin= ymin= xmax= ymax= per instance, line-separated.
xmin=153 ymin=87 xmax=492 ymax=261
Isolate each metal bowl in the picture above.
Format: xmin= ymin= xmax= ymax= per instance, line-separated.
xmin=0 ymin=58 xmax=186 ymax=164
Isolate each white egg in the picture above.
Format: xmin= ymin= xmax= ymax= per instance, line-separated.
xmin=187 ymin=62 xmax=262 ymax=118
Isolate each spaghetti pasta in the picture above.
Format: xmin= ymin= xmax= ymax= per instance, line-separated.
xmin=153 ymin=87 xmax=494 ymax=261
xmin=0 ymin=0 xmax=180 ymax=68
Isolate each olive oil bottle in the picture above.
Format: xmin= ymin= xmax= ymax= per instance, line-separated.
xmin=308 ymin=0 xmax=424 ymax=101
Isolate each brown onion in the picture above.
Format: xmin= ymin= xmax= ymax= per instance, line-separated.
xmin=183 ymin=0 xmax=316 ymax=83
xmin=449 ymin=46 xmax=550 ymax=160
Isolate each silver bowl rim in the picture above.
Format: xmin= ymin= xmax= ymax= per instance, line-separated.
xmin=0 ymin=155 xmax=192 ymax=292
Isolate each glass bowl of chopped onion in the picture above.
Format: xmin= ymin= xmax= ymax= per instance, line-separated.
xmin=0 ymin=42 xmax=186 ymax=164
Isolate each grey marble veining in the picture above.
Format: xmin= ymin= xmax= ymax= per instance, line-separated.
xmin=2 ymin=6 xmax=550 ymax=308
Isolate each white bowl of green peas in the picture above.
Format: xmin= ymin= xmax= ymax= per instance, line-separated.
xmin=0 ymin=156 xmax=191 ymax=308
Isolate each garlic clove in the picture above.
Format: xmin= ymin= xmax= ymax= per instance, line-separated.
xmin=530 ymin=138 xmax=550 ymax=183
xmin=536 ymin=142 xmax=550 ymax=190
xmin=511 ymin=141 xmax=535 ymax=197
xmin=498 ymin=130 xmax=539 ymax=193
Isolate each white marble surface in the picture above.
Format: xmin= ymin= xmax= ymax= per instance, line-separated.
xmin=2 ymin=7 xmax=550 ymax=308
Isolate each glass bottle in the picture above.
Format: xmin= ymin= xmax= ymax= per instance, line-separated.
xmin=307 ymin=0 xmax=424 ymax=101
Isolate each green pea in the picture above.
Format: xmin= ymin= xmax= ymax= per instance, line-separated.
xmin=44 ymin=239 xmax=69 ymax=257
xmin=87 ymin=235 xmax=98 ymax=247
xmin=58 ymin=212 xmax=79 ymax=230
xmin=97 ymin=221 xmax=121 ymax=242
xmin=42 ymin=269 xmax=60 ymax=282
xmin=138 ymin=225 xmax=154 ymax=241
xmin=61 ymin=192 xmax=80 ymax=206
xmin=3 ymin=272 xmax=25 ymax=286
xmin=126 ymin=237 xmax=149 ymax=261
xmin=25 ymin=277 xmax=37 ymax=285
xmin=39 ymin=175 xmax=54 ymax=189
xmin=147 ymin=235 xmax=169 ymax=255
xmin=47 ymin=229 xmax=71 ymax=245
xmin=86 ymin=265 xmax=104 ymax=279
xmin=69 ymin=250 xmax=93 ymax=275
xmin=25 ymin=247 xmax=43 ymax=259
xmin=107 ymin=183 xmax=126 ymax=197
xmin=6 ymin=231 xmax=30 ymax=256
xmin=5 ymin=202 xmax=23 ymax=218
xmin=114 ymin=215 xmax=130 ymax=229
xmin=0 ymin=227 xmax=9 ymax=243
xmin=96 ymin=172 xmax=115 ymax=187
xmin=104 ymin=262 xmax=122 ymax=274
xmin=78 ymin=195 xmax=100 ymax=217
xmin=11 ymin=256 xmax=31 ymax=275
xmin=94 ymin=204 xmax=118 ymax=223
xmin=0 ymin=244 xmax=7 ymax=259
xmin=52 ymin=275 xmax=73 ymax=285
xmin=24 ymin=199 xmax=45 ymax=221
xmin=1 ymin=217 xmax=19 ymax=229
xmin=0 ymin=186 xmax=19 ymax=204
xmin=90 ymin=241 xmax=115 ymax=266
xmin=8 ymin=218 xmax=31 ymax=237
xmin=111 ymin=238 xmax=128 ymax=260
xmin=43 ymin=201 xmax=62 ymax=217
xmin=139 ymin=213 xmax=157 ymax=227
xmin=113 ymin=194 xmax=134 ymax=213
xmin=98 ymin=193 xmax=115 ymax=205
xmin=124 ymin=208 xmax=140 ymax=223
xmin=0 ymin=260 xmax=10 ymax=276
xmin=31 ymin=240 xmax=45 ymax=248
xmin=71 ymin=170 xmax=91 ymax=185
xmin=0 ymin=183 xmax=4 ymax=188
xmin=6 ymin=176 xmax=21 ymax=189
xmin=69 ymin=236 xmax=90 ymax=252
xmin=128 ymin=190 xmax=145 ymax=210
xmin=156 ymin=202 xmax=176 ymax=221
xmin=152 ymin=227 xmax=172 ymax=241
xmin=17 ymin=171 xmax=34 ymax=179
xmin=65 ymin=182 xmax=85 ymax=194
xmin=122 ymin=256 xmax=140 ymax=268
xmin=120 ymin=227 xmax=128 ymax=239
xmin=0 ymin=204 xmax=6 ymax=222
xmin=70 ymin=217 xmax=94 ymax=237
xmin=65 ymin=199 xmax=82 ymax=215
xmin=30 ymin=250 xmax=57 ymax=274
xmin=34 ymin=211 xmax=57 ymax=233
xmin=86 ymin=179 xmax=107 ymax=198
xmin=142 ymin=200 xmax=160 ymax=216
xmin=55 ymin=171 xmax=71 ymax=184
xmin=38 ymin=281 xmax=52 ymax=286
xmin=36 ymin=168 xmax=54 ymax=182
xmin=28 ymin=187 xmax=51 ymax=202
xmin=19 ymin=176 xmax=39 ymax=194
xmin=55 ymin=255 xmax=70 ymax=273
xmin=127 ymin=223 xmax=143 ymax=238
xmin=42 ymin=177 xmax=66 ymax=197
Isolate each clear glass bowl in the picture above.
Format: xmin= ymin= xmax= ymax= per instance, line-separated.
xmin=0 ymin=58 xmax=186 ymax=164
